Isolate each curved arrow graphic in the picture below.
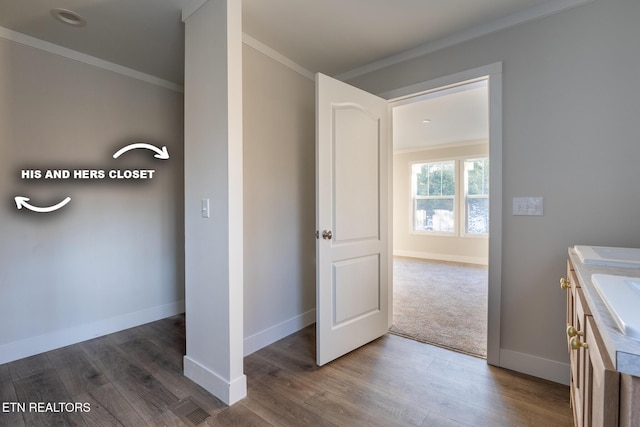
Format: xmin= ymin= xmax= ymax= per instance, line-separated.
xmin=15 ymin=196 xmax=71 ymax=213
xmin=113 ymin=143 xmax=169 ymax=160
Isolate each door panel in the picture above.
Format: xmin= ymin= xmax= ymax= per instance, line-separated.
xmin=333 ymin=105 xmax=380 ymax=242
xmin=333 ymin=254 xmax=380 ymax=326
xmin=316 ymin=73 xmax=390 ymax=366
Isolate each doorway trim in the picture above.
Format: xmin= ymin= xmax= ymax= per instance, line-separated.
xmin=380 ymin=63 xmax=502 ymax=366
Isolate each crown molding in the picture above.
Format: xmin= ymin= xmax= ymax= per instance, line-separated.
xmin=182 ymin=0 xmax=208 ymax=22
xmin=242 ymin=34 xmax=314 ymax=81
xmin=336 ymin=0 xmax=594 ymax=81
xmin=0 ymin=26 xmax=184 ymax=93
xmin=0 ymin=25 xmax=316 ymax=92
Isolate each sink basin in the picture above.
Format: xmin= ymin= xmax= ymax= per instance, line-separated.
xmin=575 ymin=245 xmax=640 ymax=268
xmin=592 ymin=274 xmax=640 ymax=339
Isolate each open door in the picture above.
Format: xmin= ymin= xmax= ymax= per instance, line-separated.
xmin=316 ymin=73 xmax=391 ymax=366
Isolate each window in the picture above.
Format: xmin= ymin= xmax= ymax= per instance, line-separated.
xmin=464 ymin=158 xmax=489 ymax=235
xmin=412 ymin=161 xmax=455 ymax=233
xmin=411 ymin=157 xmax=489 ymax=236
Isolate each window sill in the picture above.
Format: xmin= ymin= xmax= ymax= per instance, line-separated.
xmin=462 ymin=233 xmax=489 ymax=239
xmin=411 ymin=231 xmax=489 ymax=238
xmin=411 ymin=231 xmax=457 ymax=237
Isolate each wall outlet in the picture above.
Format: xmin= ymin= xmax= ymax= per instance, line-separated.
xmin=513 ymin=197 xmax=543 ymax=216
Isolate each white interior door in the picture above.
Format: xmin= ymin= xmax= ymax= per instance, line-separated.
xmin=316 ymin=73 xmax=390 ymax=366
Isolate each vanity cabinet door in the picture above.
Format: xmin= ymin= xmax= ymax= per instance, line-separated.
xmin=585 ymin=316 xmax=619 ymax=426
xmin=571 ymin=287 xmax=589 ymax=427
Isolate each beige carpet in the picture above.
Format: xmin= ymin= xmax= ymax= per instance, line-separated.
xmin=390 ymin=257 xmax=488 ymax=358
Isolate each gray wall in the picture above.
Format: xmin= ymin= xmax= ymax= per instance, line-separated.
xmin=242 ymin=44 xmax=316 ymax=353
xmin=0 ymin=36 xmax=184 ymax=363
xmin=348 ymin=0 xmax=640 ymax=377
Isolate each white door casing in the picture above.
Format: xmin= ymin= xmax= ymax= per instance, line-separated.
xmin=316 ymin=73 xmax=391 ymax=366
xmin=380 ymin=63 xmax=502 ymax=367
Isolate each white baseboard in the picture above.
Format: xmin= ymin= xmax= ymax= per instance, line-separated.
xmin=0 ymin=300 xmax=185 ymax=365
xmin=394 ymin=250 xmax=488 ymax=266
xmin=243 ymin=308 xmax=316 ymax=356
xmin=499 ymin=349 xmax=570 ymax=385
xmin=183 ymin=356 xmax=247 ymax=405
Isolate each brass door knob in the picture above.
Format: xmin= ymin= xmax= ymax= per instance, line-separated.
xmin=570 ymin=336 xmax=588 ymax=350
xmin=567 ymin=325 xmax=583 ymax=338
xmin=560 ymin=278 xmax=571 ymax=290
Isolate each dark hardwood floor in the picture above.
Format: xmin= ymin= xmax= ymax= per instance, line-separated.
xmin=0 ymin=315 xmax=573 ymax=426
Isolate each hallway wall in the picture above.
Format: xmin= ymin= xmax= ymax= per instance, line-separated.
xmin=242 ymin=43 xmax=316 ymax=354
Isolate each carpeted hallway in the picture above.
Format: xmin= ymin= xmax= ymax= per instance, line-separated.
xmin=390 ymin=257 xmax=488 ymax=358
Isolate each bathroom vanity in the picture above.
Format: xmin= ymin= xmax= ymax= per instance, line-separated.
xmin=563 ymin=247 xmax=640 ymax=426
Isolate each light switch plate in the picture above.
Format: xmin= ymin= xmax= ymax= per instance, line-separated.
xmin=513 ymin=197 xmax=543 ymax=216
xmin=201 ymin=198 xmax=210 ymax=218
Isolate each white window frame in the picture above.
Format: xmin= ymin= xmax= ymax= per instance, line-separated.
xmin=411 ymin=160 xmax=457 ymax=236
xmin=463 ymin=157 xmax=489 ymax=237
xmin=410 ymin=156 xmax=489 ymax=238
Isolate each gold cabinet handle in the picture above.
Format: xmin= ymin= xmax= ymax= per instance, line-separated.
xmin=567 ymin=325 xmax=583 ymax=338
xmin=560 ymin=278 xmax=571 ymax=290
xmin=570 ymin=336 xmax=588 ymax=350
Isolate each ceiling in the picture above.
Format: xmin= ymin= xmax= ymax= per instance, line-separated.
xmin=393 ymin=81 xmax=489 ymax=151
xmin=0 ymin=0 xmax=584 ymax=85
